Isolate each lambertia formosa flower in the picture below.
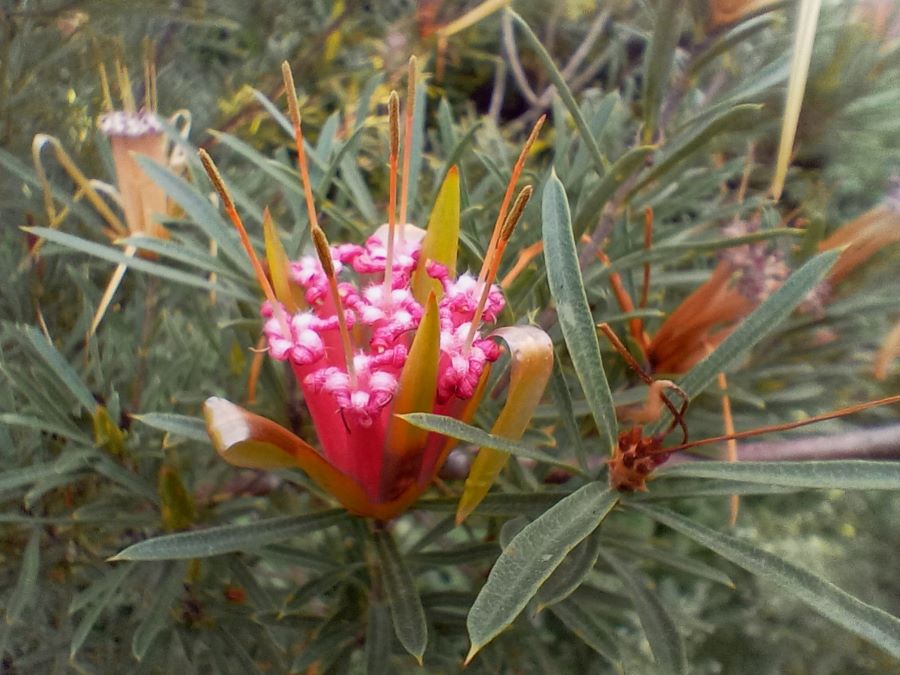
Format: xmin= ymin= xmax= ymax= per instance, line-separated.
xmin=201 ymin=59 xmax=553 ymax=523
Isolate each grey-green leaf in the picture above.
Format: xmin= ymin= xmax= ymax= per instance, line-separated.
xmin=543 ymin=172 xmax=618 ymax=454
xmin=132 ymin=562 xmax=185 ymax=660
xmin=657 ymin=460 xmax=900 ymax=490
xmin=112 ymin=510 xmax=347 ymax=560
xmin=634 ymin=504 xmax=900 ymax=659
xmin=601 ymin=550 xmax=687 ymax=675
xmin=131 ymin=413 xmax=209 ymax=442
xmin=534 ymin=529 xmax=604 ymax=611
xmin=5 ymin=529 xmax=41 ymax=626
xmin=374 ymin=529 xmax=428 ymax=663
xmin=20 ymin=324 xmax=96 ymax=412
xmin=467 ymin=483 xmax=619 ymax=658
xmin=642 ymin=0 xmax=683 ymax=144
xmin=398 ymin=413 xmax=584 ymax=474
xmin=550 ymin=597 xmax=621 ymax=666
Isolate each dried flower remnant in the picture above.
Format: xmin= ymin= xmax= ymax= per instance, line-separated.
xmin=202 ymin=60 xmax=552 ymax=523
xmin=30 ymin=49 xmax=191 ymax=335
xmin=641 ymin=218 xmax=789 ymax=375
xmin=601 ymin=323 xmax=900 ymax=492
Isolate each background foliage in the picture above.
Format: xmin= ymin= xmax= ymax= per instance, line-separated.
xmin=1 ymin=0 xmax=899 ymax=673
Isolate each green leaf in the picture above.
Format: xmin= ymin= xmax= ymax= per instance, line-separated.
xmin=70 ymin=564 xmax=132 ymax=658
xmin=365 ymin=600 xmax=393 ymax=675
xmin=604 ymin=537 xmax=734 ymax=587
xmin=649 ymin=249 xmax=839 ymax=434
xmin=132 ymin=561 xmax=185 ymax=660
xmin=550 ymin=596 xmax=621 ymax=666
xmin=600 ymin=550 xmax=687 ymax=675
xmin=374 ymin=529 xmax=428 ymax=664
xmin=134 ymin=155 xmax=249 ymax=270
xmin=573 ymin=146 xmax=655 ymax=239
xmin=543 ymin=172 xmax=618 ymax=455
xmin=112 ymin=510 xmax=348 ymax=560
xmin=19 ymin=324 xmax=96 ymax=412
xmin=26 ymin=227 xmax=255 ymax=302
xmin=628 ymin=478 xmax=797 ymax=500
xmin=130 ymin=412 xmax=209 ymax=442
xmin=510 ymin=10 xmax=609 ymax=173
xmin=5 ymin=529 xmax=40 ymax=626
xmin=634 ymin=504 xmax=900 ymax=659
xmin=642 ymin=0 xmax=683 ymax=144
xmin=399 ymin=413 xmax=583 ymax=474
xmin=549 ymin=361 xmax=588 ymax=472
xmin=466 ymin=483 xmax=619 ymax=659
xmin=534 ymin=530 xmax=603 ymax=611
xmin=634 ymin=104 xmax=763 ymax=192
xmin=656 ymin=461 xmax=900 ymax=490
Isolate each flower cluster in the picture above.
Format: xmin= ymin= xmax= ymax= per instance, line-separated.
xmin=258 ymin=225 xmax=505 ymax=500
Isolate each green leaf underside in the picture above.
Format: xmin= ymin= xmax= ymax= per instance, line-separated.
xmin=656 ymin=460 xmax=900 ymax=490
xmin=543 ymin=172 xmax=618 ymax=454
xmin=374 ymin=529 xmax=428 ymax=663
xmin=399 ymin=413 xmax=583 ymax=474
xmin=467 ymin=483 xmax=619 ymax=657
xmin=601 ymin=550 xmax=688 ymax=675
xmin=634 ymin=504 xmax=900 ymax=659
xmin=112 ymin=510 xmax=348 ymax=560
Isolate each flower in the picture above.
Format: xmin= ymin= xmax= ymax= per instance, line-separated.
xmin=31 ymin=53 xmax=191 ymax=334
xmin=201 ymin=60 xmax=552 ymax=522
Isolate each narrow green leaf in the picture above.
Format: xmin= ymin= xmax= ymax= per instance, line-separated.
xmin=600 ymin=550 xmax=687 ymax=675
xmin=20 ymin=324 xmax=96 ymax=412
xmin=466 ymin=483 xmax=619 ymax=658
xmin=549 ymin=361 xmax=588 ymax=472
xmin=112 ymin=510 xmax=348 ymax=560
xmin=534 ymin=530 xmax=603 ymax=611
xmin=550 ymin=596 xmax=621 ymax=666
xmin=374 ymin=529 xmax=428 ymax=663
xmin=634 ymin=104 xmax=763 ymax=192
xmin=26 ymin=227 xmax=255 ymax=302
xmin=134 ymin=155 xmax=248 ymax=269
xmin=543 ymin=172 xmax=618 ymax=454
xmin=629 ymin=478 xmax=797 ymax=501
xmin=399 ymin=413 xmax=584 ymax=474
xmin=657 ymin=460 xmax=900 ymax=490
xmin=70 ymin=564 xmax=132 ymax=658
xmin=634 ymin=504 xmax=900 ymax=659
xmin=0 ymin=414 xmax=91 ymax=447
xmin=510 ymin=10 xmax=609 ymax=173
xmin=131 ymin=413 xmax=209 ymax=442
xmin=642 ymin=0 xmax=683 ymax=144
xmin=132 ymin=562 xmax=185 ymax=660
xmin=605 ymin=538 xmax=734 ymax=587
xmin=365 ymin=601 xmax=393 ymax=675
xmin=573 ymin=146 xmax=655 ymax=239
xmin=5 ymin=529 xmax=40 ymax=626
xmin=688 ymin=13 xmax=779 ymax=76
xmin=650 ymin=249 xmax=839 ymax=434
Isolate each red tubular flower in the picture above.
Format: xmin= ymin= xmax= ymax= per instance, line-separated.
xmin=202 ymin=61 xmax=553 ymax=522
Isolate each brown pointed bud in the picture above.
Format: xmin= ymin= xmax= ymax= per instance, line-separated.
xmin=500 ymin=185 xmax=532 ymax=243
xmin=282 ymin=61 xmax=301 ymax=129
xmin=311 ymin=227 xmax=335 ymax=278
xmin=198 ymin=149 xmax=235 ymax=214
xmin=389 ymin=90 xmax=400 ymax=159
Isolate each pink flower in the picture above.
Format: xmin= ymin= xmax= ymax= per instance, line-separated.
xmin=201 ymin=61 xmax=552 ymax=522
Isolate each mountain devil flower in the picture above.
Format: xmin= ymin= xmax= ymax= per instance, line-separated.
xmin=201 ymin=59 xmax=553 ymax=523
xmin=30 ymin=49 xmax=191 ymax=335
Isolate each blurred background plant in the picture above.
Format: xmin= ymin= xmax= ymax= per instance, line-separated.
xmin=1 ymin=0 xmax=899 ymax=673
